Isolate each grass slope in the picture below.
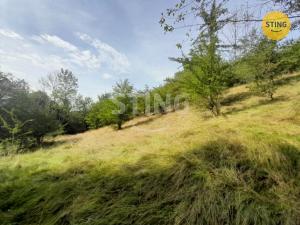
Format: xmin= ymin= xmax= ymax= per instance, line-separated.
xmin=1 ymin=75 xmax=300 ymax=225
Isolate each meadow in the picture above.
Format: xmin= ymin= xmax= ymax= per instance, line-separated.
xmin=0 ymin=74 xmax=300 ymax=225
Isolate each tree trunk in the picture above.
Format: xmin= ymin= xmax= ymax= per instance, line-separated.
xmin=269 ymin=92 xmax=274 ymax=101
xmin=209 ymin=96 xmax=221 ymax=116
xmin=215 ymin=101 xmax=221 ymax=116
xmin=117 ymin=121 xmax=122 ymax=130
xmin=36 ymin=136 xmax=42 ymax=146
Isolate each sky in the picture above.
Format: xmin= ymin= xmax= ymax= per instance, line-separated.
xmin=0 ymin=0 xmax=299 ymax=99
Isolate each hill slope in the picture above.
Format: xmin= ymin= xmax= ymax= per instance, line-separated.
xmin=1 ymin=75 xmax=300 ymax=225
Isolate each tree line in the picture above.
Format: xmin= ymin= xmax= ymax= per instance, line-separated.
xmin=1 ymin=0 xmax=300 ymax=155
xmin=0 ymin=68 xmax=187 ymax=154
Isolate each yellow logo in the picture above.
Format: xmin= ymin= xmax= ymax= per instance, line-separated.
xmin=262 ymin=11 xmax=291 ymax=41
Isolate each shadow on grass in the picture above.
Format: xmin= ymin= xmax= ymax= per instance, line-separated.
xmin=0 ymin=139 xmax=72 ymax=157
xmin=276 ymin=73 xmax=300 ymax=86
xmin=221 ymin=91 xmax=253 ymax=106
xmin=122 ymin=115 xmax=163 ymax=130
xmin=0 ymin=139 xmax=299 ymax=225
xmin=221 ymin=74 xmax=300 ymax=112
xmin=22 ymin=138 xmax=79 ymax=155
xmin=278 ymin=143 xmax=300 ymax=177
xmin=224 ymin=95 xmax=289 ymax=115
xmin=40 ymin=140 xmax=69 ymax=149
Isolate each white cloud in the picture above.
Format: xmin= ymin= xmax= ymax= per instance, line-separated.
xmin=0 ymin=28 xmax=23 ymax=40
xmin=0 ymin=28 xmax=132 ymax=93
xmin=31 ymin=34 xmax=101 ymax=69
xmin=39 ymin=34 xmax=78 ymax=52
xmin=30 ymin=33 xmax=130 ymax=73
xmin=102 ymin=73 xmax=112 ymax=80
xmin=76 ymin=32 xmax=130 ymax=74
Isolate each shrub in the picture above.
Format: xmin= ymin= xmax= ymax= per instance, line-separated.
xmin=86 ymin=99 xmax=119 ymax=129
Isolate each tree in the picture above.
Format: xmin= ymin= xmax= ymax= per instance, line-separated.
xmin=273 ymin=0 xmax=300 ymax=28
xmin=98 ymin=93 xmax=112 ymax=102
xmin=74 ymin=95 xmax=93 ymax=118
xmin=0 ymin=72 xmax=29 ymax=140
xmin=0 ymin=109 xmax=32 ymax=147
xmin=86 ymin=80 xmax=134 ymax=130
xmin=85 ymin=99 xmax=118 ymax=129
xmin=163 ymin=0 xmax=230 ymax=116
xmin=246 ymin=38 xmax=279 ymax=100
xmin=40 ymin=68 xmax=78 ymax=111
xmin=112 ymin=79 xmax=134 ymax=129
xmin=1 ymin=90 xmax=61 ymax=147
xmin=232 ymin=31 xmax=281 ymax=100
xmin=149 ymin=80 xmax=180 ymax=114
xmin=135 ymin=85 xmax=150 ymax=116
xmin=277 ymin=40 xmax=300 ymax=74
xmin=0 ymin=72 xmax=62 ymax=150
xmin=113 ymin=79 xmax=133 ymax=96
xmin=61 ymin=95 xmax=93 ymax=134
xmin=0 ymin=72 xmax=28 ymax=106
xmin=230 ymin=29 xmax=262 ymax=84
xmin=40 ymin=69 xmax=80 ymax=133
xmin=25 ymin=91 xmax=61 ymax=145
xmin=177 ymin=56 xmax=231 ymax=115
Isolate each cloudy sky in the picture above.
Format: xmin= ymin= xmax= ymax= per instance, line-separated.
xmin=0 ymin=0 xmax=299 ymax=98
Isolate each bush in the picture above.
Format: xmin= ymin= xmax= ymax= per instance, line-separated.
xmin=86 ymin=99 xmax=119 ymax=129
xmin=0 ymin=140 xmax=19 ymax=156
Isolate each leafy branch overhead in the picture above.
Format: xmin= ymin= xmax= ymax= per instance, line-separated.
xmin=160 ymin=0 xmax=231 ymax=33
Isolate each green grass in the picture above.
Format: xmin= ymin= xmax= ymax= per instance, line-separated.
xmin=1 ymin=74 xmax=300 ymax=225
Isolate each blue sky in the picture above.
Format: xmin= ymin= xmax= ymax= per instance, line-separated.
xmin=0 ymin=0 xmax=299 ymax=98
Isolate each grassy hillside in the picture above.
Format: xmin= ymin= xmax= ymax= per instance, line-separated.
xmin=1 ymin=74 xmax=300 ymax=225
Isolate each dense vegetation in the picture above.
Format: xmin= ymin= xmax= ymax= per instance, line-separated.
xmin=0 ymin=0 xmax=300 ymax=224
xmin=0 ymin=0 xmax=299 ymax=153
xmin=1 ymin=75 xmax=300 ymax=224
xmin=3 ymin=35 xmax=299 ymax=154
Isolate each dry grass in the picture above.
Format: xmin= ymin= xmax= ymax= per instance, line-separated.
xmin=0 ymin=74 xmax=300 ymax=225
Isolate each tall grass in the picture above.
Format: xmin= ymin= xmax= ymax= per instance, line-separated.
xmin=0 ymin=139 xmax=299 ymax=225
xmin=0 ymin=74 xmax=300 ymax=225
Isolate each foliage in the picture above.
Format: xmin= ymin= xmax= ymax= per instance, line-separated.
xmin=22 ymin=91 xmax=61 ymax=144
xmin=0 ymin=73 xmax=29 ymax=140
xmin=168 ymin=0 xmax=230 ymax=116
xmin=0 ymin=90 xmax=61 ymax=152
xmin=273 ymin=0 xmax=300 ymax=28
xmin=86 ymin=99 xmax=119 ymax=129
xmin=64 ymin=96 xmax=93 ymax=134
xmin=85 ymin=80 xmax=134 ymax=131
xmin=160 ymin=1 xmax=300 ymax=113
xmin=40 ymin=69 xmax=78 ymax=110
xmin=0 ymin=71 xmax=28 ymax=105
xmin=149 ymin=78 xmax=186 ymax=114
xmin=2 ymin=1 xmax=300 ymax=223
xmin=230 ymin=29 xmax=261 ymax=84
xmin=1 ymin=77 xmax=300 ymax=224
xmin=1 ymin=2 xmax=300 ymax=152
xmin=0 ymin=73 xmax=60 ymax=151
xmin=246 ymin=38 xmax=279 ymax=100
xmin=112 ymin=79 xmax=134 ymax=129
xmin=277 ymin=40 xmax=300 ymax=74
xmin=135 ymin=85 xmax=150 ymax=116
xmin=40 ymin=68 xmax=90 ymax=134
xmin=0 ymin=71 xmax=87 ymax=153
xmin=231 ymin=30 xmax=288 ymax=100
xmin=0 ymin=109 xmax=32 ymax=149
